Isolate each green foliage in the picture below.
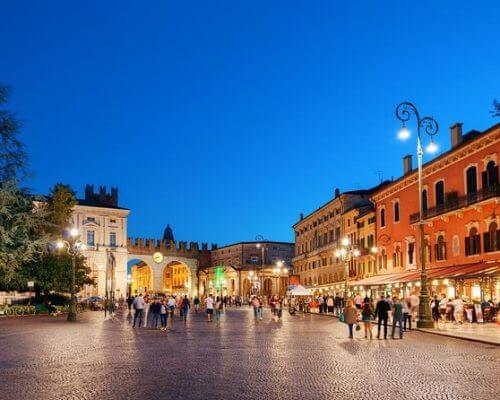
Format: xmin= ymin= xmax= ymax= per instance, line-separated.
xmin=44 ymin=183 xmax=77 ymax=236
xmin=0 ymin=182 xmax=50 ymax=287
xmin=21 ymin=253 xmax=93 ymax=294
xmin=0 ymin=84 xmax=26 ymax=182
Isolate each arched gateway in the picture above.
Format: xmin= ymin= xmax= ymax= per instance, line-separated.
xmin=127 ymin=237 xmax=211 ymax=297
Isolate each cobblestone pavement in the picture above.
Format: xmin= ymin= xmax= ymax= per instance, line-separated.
xmin=1 ymin=308 xmax=499 ymax=400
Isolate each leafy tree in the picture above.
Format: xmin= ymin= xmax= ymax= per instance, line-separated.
xmin=0 ymin=84 xmax=26 ymax=182
xmin=0 ymin=182 xmax=50 ymax=287
xmin=44 ymin=183 xmax=77 ymax=236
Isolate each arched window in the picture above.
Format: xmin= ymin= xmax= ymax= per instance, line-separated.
xmin=392 ymin=245 xmax=401 ymax=267
xmin=465 ymin=227 xmax=481 ymax=256
xmin=422 ymin=189 xmax=428 ymax=212
xmin=466 ymin=166 xmax=478 ymax=195
xmin=484 ymin=222 xmax=499 ymax=253
xmin=435 ymin=235 xmax=447 ymax=261
xmin=482 ymin=160 xmax=499 ymax=189
xmin=435 ymin=181 xmax=445 ymax=208
xmin=380 ymin=208 xmax=386 ymax=227
xmin=394 ymin=201 xmax=400 ymax=222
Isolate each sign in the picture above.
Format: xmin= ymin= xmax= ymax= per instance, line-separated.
xmin=289 ymin=275 xmax=300 ymax=286
xmin=215 ymin=266 xmax=224 ymax=291
xmin=474 ymin=304 xmax=484 ymax=323
xmin=27 ymin=281 xmax=34 ymax=288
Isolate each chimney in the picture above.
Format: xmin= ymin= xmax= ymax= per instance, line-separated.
xmin=334 ymin=188 xmax=340 ymax=198
xmin=300 ymin=212 xmax=304 ymax=220
xmin=450 ymin=123 xmax=463 ymax=148
xmin=403 ymin=154 xmax=413 ymax=175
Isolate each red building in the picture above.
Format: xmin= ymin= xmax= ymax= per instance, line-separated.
xmin=357 ymin=122 xmax=500 ymax=303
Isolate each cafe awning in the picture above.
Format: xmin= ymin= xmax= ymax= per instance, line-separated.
xmin=349 ymin=261 xmax=500 ymax=287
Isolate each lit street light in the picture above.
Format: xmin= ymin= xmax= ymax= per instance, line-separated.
xmin=334 ymin=237 xmax=360 ymax=303
xmin=272 ymin=260 xmax=288 ymax=296
xmin=56 ymin=228 xmax=86 ymax=322
xmin=396 ymin=101 xmax=439 ymax=329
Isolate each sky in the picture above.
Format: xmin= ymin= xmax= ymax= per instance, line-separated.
xmin=1 ymin=1 xmax=499 ymax=245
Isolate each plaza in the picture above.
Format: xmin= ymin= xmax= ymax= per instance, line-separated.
xmin=0 ymin=309 xmax=498 ymax=400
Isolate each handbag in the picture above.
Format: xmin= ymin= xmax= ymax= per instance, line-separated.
xmin=355 ymin=324 xmax=361 ymax=331
xmin=339 ymin=313 xmax=345 ymax=323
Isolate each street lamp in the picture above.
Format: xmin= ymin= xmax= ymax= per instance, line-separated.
xmin=334 ymin=237 xmax=360 ymax=303
xmin=395 ymin=101 xmax=439 ymax=329
xmin=255 ymin=235 xmax=267 ymax=295
xmin=56 ymin=228 xmax=86 ymax=322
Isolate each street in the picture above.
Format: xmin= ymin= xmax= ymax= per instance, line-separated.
xmin=0 ymin=308 xmax=498 ymax=400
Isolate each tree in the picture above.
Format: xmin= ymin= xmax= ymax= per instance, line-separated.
xmin=0 ymin=84 xmax=26 ymax=182
xmin=0 ymin=182 xmax=50 ymax=287
xmin=45 ymin=183 xmax=77 ymax=235
xmin=492 ymin=99 xmax=500 ymax=117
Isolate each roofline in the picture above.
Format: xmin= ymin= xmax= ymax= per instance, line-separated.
xmin=370 ymin=122 xmax=500 ymax=198
xmin=213 ymin=240 xmax=295 ymax=251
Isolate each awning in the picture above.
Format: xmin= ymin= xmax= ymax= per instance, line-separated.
xmin=349 ymin=261 xmax=500 ymax=287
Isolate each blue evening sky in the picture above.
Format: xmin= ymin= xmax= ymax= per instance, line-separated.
xmin=1 ymin=1 xmax=499 ymax=245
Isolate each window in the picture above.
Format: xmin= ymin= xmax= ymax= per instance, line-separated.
xmin=394 ymin=201 xmax=400 ymax=222
xmin=109 ymin=232 xmax=116 ymax=247
xmin=250 ymin=256 xmax=258 ymax=264
xmin=435 ymin=235 xmax=447 ymax=261
xmin=465 ymin=227 xmax=480 ymax=256
xmin=86 ymin=217 xmax=96 ymax=223
xmin=484 ymin=222 xmax=500 ymax=253
xmin=407 ymin=242 xmax=415 ymax=265
xmin=482 ymin=160 xmax=499 ymax=189
xmin=110 ymin=219 xmax=116 ymax=223
xmin=380 ymin=208 xmax=386 ymax=227
xmin=435 ymin=181 xmax=445 ymax=208
xmin=392 ymin=245 xmax=402 ymax=267
xmin=87 ymin=231 xmax=95 ymax=246
xmin=466 ymin=166 xmax=478 ymax=195
xmin=422 ymin=189 xmax=428 ymax=212
xmin=424 ymin=238 xmax=432 ymax=263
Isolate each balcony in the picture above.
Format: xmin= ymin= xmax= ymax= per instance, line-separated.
xmin=410 ymin=185 xmax=500 ymax=224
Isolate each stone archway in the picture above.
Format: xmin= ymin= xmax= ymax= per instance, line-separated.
xmin=128 ymin=259 xmax=153 ymax=295
xmin=162 ymin=261 xmax=191 ymax=295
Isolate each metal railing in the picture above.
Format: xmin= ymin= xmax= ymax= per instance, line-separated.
xmin=410 ymin=185 xmax=500 ymax=223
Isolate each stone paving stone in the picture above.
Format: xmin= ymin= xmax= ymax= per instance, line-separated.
xmin=0 ymin=308 xmax=498 ymax=400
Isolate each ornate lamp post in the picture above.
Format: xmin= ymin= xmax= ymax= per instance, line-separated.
xmin=395 ymin=101 xmax=439 ymax=329
xmin=255 ymin=235 xmax=267 ymax=295
xmin=56 ymin=228 xmax=86 ymax=322
xmin=335 ymin=237 xmax=360 ymax=303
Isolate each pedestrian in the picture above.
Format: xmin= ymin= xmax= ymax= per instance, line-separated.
xmin=193 ymin=296 xmax=200 ymax=313
xmin=275 ymin=297 xmax=283 ymax=321
xmin=205 ymin=294 xmax=214 ymax=322
xmin=251 ymin=296 xmax=260 ymax=319
xmin=215 ymin=296 xmax=222 ymax=323
xmin=160 ymin=300 xmax=167 ymax=330
xmin=374 ymin=295 xmax=390 ymax=340
xmin=409 ymin=292 xmax=419 ymax=321
xmin=326 ymin=295 xmax=334 ymax=314
xmin=391 ymin=296 xmax=404 ymax=339
xmin=431 ymin=295 xmax=440 ymax=324
xmin=150 ymin=299 xmax=161 ymax=328
xmin=361 ymin=300 xmax=374 ymax=339
xmin=182 ymin=295 xmax=190 ymax=321
xmin=402 ymin=297 xmax=412 ymax=331
xmin=167 ymin=295 xmax=176 ymax=324
xmin=126 ymin=295 xmax=134 ymax=313
xmin=258 ymin=296 xmax=264 ymax=320
xmin=176 ymin=295 xmax=183 ymax=318
xmin=269 ymin=295 xmax=276 ymax=316
xmin=439 ymin=294 xmax=448 ymax=323
xmin=453 ymin=296 xmax=464 ymax=324
xmin=132 ymin=293 xmax=145 ymax=328
xmin=344 ymin=300 xmax=358 ymax=339
xmin=334 ymin=294 xmax=342 ymax=315
xmin=353 ymin=293 xmax=363 ymax=310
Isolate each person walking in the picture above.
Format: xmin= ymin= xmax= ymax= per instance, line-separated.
xmin=182 ymin=295 xmax=190 ymax=322
xmin=453 ymin=296 xmax=464 ymax=324
xmin=374 ymin=295 xmax=391 ymax=340
xmin=409 ymin=292 xmax=419 ymax=322
xmin=205 ymin=294 xmax=214 ymax=322
xmin=275 ymin=297 xmax=283 ymax=321
xmin=318 ymin=295 xmax=325 ymax=313
xmin=353 ymin=293 xmax=363 ymax=310
xmin=167 ymin=296 xmax=176 ymax=325
xmin=402 ymin=297 xmax=412 ymax=331
xmin=251 ymin=296 xmax=260 ymax=319
xmin=344 ymin=300 xmax=358 ymax=339
xmin=326 ymin=295 xmax=334 ymax=314
xmin=193 ymin=296 xmax=200 ymax=313
xmin=391 ymin=297 xmax=404 ymax=339
xmin=132 ymin=293 xmax=145 ymax=328
xmin=150 ymin=299 xmax=161 ymax=328
xmin=215 ymin=296 xmax=223 ymax=324
xmin=439 ymin=294 xmax=448 ymax=323
xmin=126 ymin=295 xmax=134 ymax=313
xmin=431 ymin=295 xmax=440 ymax=324
xmin=160 ymin=300 xmax=168 ymax=330
xmin=361 ymin=300 xmax=374 ymax=339
xmin=258 ymin=297 xmax=264 ymax=320
xmin=334 ymin=294 xmax=342 ymax=315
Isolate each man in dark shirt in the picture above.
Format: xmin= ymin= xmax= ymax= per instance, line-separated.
xmin=374 ymin=295 xmax=391 ymax=339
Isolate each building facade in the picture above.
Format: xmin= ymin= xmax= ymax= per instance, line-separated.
xmin=200 ymin=241 xmax=294 ymax=297
xmin=71 ymin=185 xmax=130 ymax=299
xmin=292 ymin=189 xmax=379 ymax=295
xmin=365 ymin=122 xmax=500 ymax=301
